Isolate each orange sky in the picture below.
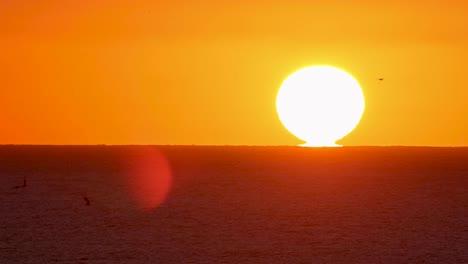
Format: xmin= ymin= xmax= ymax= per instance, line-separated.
xmin=1 ymin=0 xmax=467 ymax=146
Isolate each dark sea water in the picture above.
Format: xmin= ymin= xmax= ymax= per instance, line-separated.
xmin=0 ymin=146 xmax=467 ymax=264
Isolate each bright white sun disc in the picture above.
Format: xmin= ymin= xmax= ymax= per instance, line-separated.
xmin=276 ymin=66 xmax=365 ymax=146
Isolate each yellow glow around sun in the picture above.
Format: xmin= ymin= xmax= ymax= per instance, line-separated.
xmin=276 ymin=66 xmax=365 ymax=147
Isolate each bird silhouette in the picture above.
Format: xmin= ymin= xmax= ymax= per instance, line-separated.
xmin=83 ymin=197 xmax=91 ymax=206
xmin=12 ymin=176 xmax=27 ymax=189
xmin=378 ymin=78 xmax=384 ymax=81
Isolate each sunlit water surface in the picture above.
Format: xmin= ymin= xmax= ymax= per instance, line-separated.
xmin=0 ymin=146 xmax=467 ymax=264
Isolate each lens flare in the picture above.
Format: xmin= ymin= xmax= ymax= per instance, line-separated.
xmin=123 ymin=147 xmax=172 ymax=211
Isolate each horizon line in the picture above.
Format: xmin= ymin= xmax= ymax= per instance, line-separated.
xmin=0 ymin=144 xmax=467 ymax=148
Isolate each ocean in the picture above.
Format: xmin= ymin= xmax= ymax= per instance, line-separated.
xmin=0 ymin=146 xmax=467 ymax=263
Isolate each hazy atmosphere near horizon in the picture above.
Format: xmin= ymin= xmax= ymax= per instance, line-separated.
xmin=1 ymin=0 xmax=467 ymax=146
xmin=1 ymin=1 xmax=467 ymax=264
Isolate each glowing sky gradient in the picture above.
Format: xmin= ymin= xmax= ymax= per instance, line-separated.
xmin=1 ymin=1 xmax=467 ymax=145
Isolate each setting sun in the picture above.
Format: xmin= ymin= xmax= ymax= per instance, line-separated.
xmin=1 ymin=1 xmax=467 ymax=263
xmin=276 ymin=66 xmax=365 ymax=147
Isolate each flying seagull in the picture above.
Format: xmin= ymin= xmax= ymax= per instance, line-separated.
xmin=12 ymin=176 xmax=27 ymax=189
xmin=83 ymin=197 xmax=91 ymax=206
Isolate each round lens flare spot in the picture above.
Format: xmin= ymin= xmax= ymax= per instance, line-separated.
xmin=276 ymin=66 xmax=365 ymax=147
xmin=123 ymin=148 xmax=172 ymax=211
